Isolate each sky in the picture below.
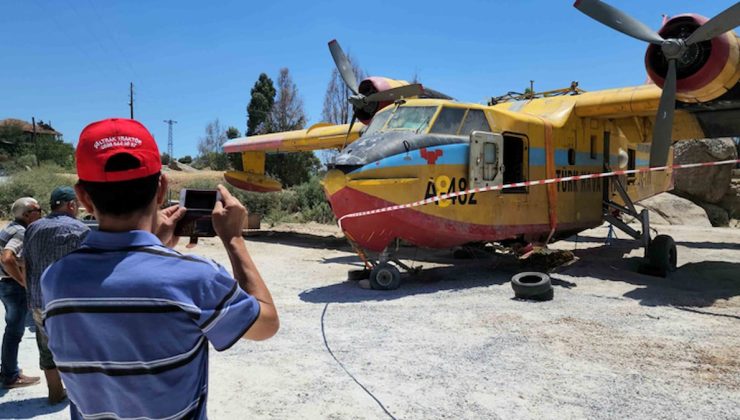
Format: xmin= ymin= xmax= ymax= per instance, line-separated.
xmin=0 ymin=0 xmax=735 ymax=158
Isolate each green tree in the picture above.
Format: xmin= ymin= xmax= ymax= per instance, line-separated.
xmin=178 ymin=155 xmax=193 ymax=164
xmin=196 ymin=119 xmax=231 ymax=170
xmin=246 ymin=73 xmax=276 ymax=136
xmin=226 ymin=127 xmax=243 ymax=170
xmin=265 ymin=68 xmax=320 ymax=186
xmin=161 ymin=153 xmax=171 ymax=165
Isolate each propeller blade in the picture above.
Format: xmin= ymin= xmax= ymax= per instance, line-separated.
xmin=365 ymin=84 xmax=424 ymax=103
xmin=574 ymin=0 xmax=664 ymax=44
xmin=650 ymin=59 xmax=677 ymax=167
xmin=328 ymin=40 xmax=359 ymax=95
xmin=685 ymin=2 xmax=740 ymax=45
xmin=342 ymin=112 xmax=357 ymax=150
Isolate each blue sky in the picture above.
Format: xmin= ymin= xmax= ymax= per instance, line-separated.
xmin=0 ymin=1 xmax=734 ymax=158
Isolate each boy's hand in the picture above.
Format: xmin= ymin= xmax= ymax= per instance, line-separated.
xmin=156 ymin=204 xmax=187 ymax=248
xmin=212 ymin=185 xmax=247 ymax=242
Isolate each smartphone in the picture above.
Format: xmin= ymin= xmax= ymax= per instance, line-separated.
xmin=173 ymin=189 xmax=222 ymax=237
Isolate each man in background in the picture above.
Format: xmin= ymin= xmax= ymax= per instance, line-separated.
xmin=24 ymin=186 xmax=89 ymax=403
xmin=0 ymin=197 xmax=42 ymax=389
xmin=42 ymin=118 xmax=279 ymax=419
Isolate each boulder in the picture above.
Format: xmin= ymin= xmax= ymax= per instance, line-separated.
xmin=699 ymin=203 xmax=730 ymax=227
xmin=719 ymin=192 xmax=740 ymax=219
xmin=673 ymin=138 xmax=737 ymax=203
xmin=638 ymin=193 xmax=711 ymax=227
xmin=626 ymin=205 xmax=670 ymax=225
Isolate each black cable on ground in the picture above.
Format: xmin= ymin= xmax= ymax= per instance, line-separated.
xmin=320 ymin=303 xmax=397 ymax=420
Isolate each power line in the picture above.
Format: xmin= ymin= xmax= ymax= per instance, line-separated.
xmin=163 ymin=119 xmax=178 ymax=163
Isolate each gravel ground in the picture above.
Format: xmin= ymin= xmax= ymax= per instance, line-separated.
xmin=1 ymin=223 xmax=738 ymax=419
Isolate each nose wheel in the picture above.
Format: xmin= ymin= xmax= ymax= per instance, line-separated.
xmin=369 ymin=263 xmax=402 ymax=290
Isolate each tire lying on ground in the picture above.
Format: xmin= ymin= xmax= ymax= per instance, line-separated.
xmin=511 ymin=272 xmax=553 ymax=301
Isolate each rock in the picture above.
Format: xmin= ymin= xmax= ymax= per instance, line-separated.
xmin=673 ymin=138 xmax=737 ymax=203
xmin=699 ymin=203 xmax=730 ymax=227
xmin=730 ymin=219 xmax=740 ymax=229
xmin=625 ymin=205 xmax=670 ymax=225
xmin=719 ymin=192 xmax=740 ymax=219
xmin=638 ymin=193 xmax=712 ymax=227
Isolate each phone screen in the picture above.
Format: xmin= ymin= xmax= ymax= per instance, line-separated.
xmin=184 ymin=190 xmax=218 ymax=210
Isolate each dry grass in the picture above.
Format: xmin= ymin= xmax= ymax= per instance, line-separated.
xmin=163 ymin=169 xmax=225 ymax=196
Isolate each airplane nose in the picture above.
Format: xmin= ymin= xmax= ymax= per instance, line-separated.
xmin=323 ymin=169 xmax=347 ymax=197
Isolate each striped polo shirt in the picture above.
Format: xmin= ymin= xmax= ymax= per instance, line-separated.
xmin=42 ymin=230 xmax=261 ymax=420
xmin=24 ymin=212 xmax=89 ymax=310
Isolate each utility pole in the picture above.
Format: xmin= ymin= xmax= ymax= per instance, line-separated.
xmin=163 ymin=119 xmax=177 ymax=165
xmin=32 ymin=117 xmax=39 ymax=167
xmin=129 ymin=82 xmax=134 ymax=119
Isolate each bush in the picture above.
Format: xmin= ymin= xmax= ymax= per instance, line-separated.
xmin=0 ymin=165 xmax=74 ymax=218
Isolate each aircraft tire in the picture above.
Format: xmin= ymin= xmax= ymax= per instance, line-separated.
xmin=646 ymin=235 xmax=677 ymax=277
xmin=511 ymin=272 xmax=552 ymax=298
xmin=370 ymin=263 xmax=401 ymax=290
xmin=347 ymin=269 xmax=371 ymax=281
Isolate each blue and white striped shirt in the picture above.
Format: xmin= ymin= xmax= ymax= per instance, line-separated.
xmin=24 ymin=212 xmax=89 ymax=309
xmin=42 ymin=230 xmax=261 ymax=420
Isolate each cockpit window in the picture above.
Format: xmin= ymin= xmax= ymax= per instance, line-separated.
xmin=364 ymin=109 xmax=393 ymax=136
xmin=384 ymin=106 xmax=438 ymax=131
xmin=429 ymin=107 xmax=466 ymax=135
xmin=460 ymin=109 xmax=491 ymax=136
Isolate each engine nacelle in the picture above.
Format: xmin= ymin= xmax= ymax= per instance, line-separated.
xmin=645 ymin=14 xmax=740 ymax=103
xmin=355 ymin=77 xmax=410 ymax=124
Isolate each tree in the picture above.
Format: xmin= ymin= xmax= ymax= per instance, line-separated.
xmin=178 ymin=155 xmax=193 ymax=164
xmin=246 ymin=73 xmax=276 ymax=136
xmin=196 ymin=119 xmax=230 ymax=170
xmin=160 ymin=153 xmax=171 ymax=165
xmin=320 ymin=54 xmax=364 ymax=165
xmin=226 ymin=126 xmax=243 ymax=170
xmin=265 ymin=68 xmax=319 ymax=186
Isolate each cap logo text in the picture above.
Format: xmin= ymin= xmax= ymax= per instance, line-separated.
xmin=93 ymin=136 xmax=142 ymax=150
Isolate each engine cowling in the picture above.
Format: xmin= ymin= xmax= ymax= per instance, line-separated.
xmin=645 ymin=14 xmax=740 ymax=103
xmin=354 ymin=77 xmax=410 ymax=124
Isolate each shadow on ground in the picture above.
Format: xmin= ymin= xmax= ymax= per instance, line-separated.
xmin=556 ymin=237 xmax=740 ymax=308
xmin=299 ymin=258 xmax=513 ymax=304
xmin=0 ymin=396 xmax=68 ymax=419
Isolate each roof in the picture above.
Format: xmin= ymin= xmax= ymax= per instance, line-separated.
xmin=0 ymin=118 xmax=61 ymax=136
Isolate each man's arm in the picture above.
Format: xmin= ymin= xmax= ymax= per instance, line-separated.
xmin=212 ymin=185 xmax=279 ymax=341
xmin=1 ymin=249 xmax=25 ymax=287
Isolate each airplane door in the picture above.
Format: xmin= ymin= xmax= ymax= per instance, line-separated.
xmin=469 ymin=131 xmax=504 ymax=188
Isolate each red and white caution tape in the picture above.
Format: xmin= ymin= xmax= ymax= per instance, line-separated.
xmin=337 ymin=159 xmax=740 ymax=228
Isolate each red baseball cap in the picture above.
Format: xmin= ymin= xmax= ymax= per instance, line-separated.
xmin=76 ymin=118 xmax=161 ymax=182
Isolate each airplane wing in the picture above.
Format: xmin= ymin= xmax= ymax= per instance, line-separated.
xmin=222 ymin=122 xmax=364 ymax=192
xmin=223 ymin=122 xmax=364 ymax=153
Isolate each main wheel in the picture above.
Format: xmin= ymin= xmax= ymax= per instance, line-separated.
xmin=369 ymin=263 xmax=401 ymax=290
xmin=646 ymin=234 xmax=677 ymax=277
xmin=511 ymin=272 xmax=552 ymax=299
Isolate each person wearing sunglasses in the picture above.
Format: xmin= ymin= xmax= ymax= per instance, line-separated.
xmin=0 ymin=197 xmax=43 ymax=389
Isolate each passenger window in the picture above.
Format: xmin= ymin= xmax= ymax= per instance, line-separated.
xmin=460 ymin=110 xmax=490 ymax=136
xmin=483 ymin=143 xmax=498 ymax=181
xmin=429 ymin=107 xmax=466 ymax=135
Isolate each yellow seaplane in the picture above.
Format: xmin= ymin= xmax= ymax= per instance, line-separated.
xmin=224 ymin=0 xmax=740 ymax=289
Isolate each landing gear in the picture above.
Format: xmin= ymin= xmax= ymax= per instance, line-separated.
xmin=369 ymin=263 xmax=401 ymax=290
xmin=346 ymin=240 xmax=421 ymax=290
xmin=602 ymin=167 xmax=677 ymax=277
xmin=643 ymin=234 xmax=678 ymax=277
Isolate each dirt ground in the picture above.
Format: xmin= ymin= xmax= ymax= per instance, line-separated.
xmin=1 ymin=223 xmax=738 ymax=419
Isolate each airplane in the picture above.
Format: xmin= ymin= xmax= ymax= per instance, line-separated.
xmin=223 ymin=1 xmax=740 ymax=290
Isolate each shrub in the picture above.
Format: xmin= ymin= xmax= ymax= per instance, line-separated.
xmin=0 ymin=165 xmax=74 ymax=218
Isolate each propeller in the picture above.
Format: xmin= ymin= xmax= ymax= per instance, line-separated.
xmin=328 ymin=39 xmax=425 ymax=144
xmin=574 ymin=0 xmax=740 ymax=167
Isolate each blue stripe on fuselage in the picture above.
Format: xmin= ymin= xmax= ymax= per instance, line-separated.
xmin=349 ymin=144 xmax=632 ymax=175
